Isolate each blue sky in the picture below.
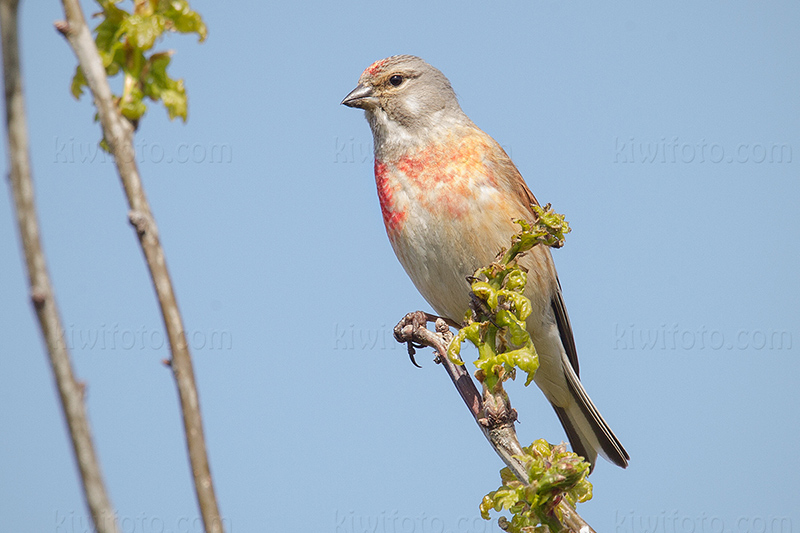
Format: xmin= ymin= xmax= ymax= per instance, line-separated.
xmin=1 ymin=1 xmax=798 ymax=532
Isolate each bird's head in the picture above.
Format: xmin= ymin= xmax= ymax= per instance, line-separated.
xmin=341 ymin=55 xmax=468 ymax=157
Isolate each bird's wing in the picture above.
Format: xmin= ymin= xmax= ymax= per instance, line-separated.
xmin=509 ymin=161 xmax=542 ymax=210
xmin=489 ymin=138 xmax=581 ymax=375
xmin=499 ymin=151 xmax=581 ymax=376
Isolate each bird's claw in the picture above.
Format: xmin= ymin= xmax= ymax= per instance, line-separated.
xmin=407 ymin=343 xmax=422 ymax=368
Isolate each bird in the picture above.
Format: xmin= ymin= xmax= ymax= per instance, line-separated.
xmin=341 ymin=55 xmax=629 ymax=469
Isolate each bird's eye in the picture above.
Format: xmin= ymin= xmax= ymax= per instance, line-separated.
xmin=389 ymin=75 xmax=404 ymax=87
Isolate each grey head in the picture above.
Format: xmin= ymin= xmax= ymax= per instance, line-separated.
xmin=341 ymin=55 xmax=471 ymax=157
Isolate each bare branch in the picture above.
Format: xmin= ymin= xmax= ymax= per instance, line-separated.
xmin=393 ymin=313 xmax=595 ymax=533
xmin=55 ymin=1 xmax=223 ymax=531
xmin=0 ymin=1 xmax=119 ymax=531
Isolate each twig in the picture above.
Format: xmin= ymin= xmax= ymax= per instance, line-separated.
xmin=393 ymin=312 xmax=595 ymax=533
xmin=54 ymin=2 xmax=224 ymax=531
xmin=0 ymin=1 xmax=119 ymax=532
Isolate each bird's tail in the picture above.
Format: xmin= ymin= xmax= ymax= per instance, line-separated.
xmin=552 ymin=353 xmax=629 ymax=470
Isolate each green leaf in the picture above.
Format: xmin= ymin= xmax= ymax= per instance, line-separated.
xmin=119 ymin=82 xmax=146 ymax=120
xmin=122 ymin=13 xmax=167 ymax=50
xmin=94 ymin=1 xmax=126 ymax=65
xmin=158 ymin=83 xmax=187 ymax=121
xmin=70 ymin=66 xmax=87 ymax=99
xmin=471 ymin=281 xmax=496 ymax=309
xmin=504 ymin=269 xmax=527 ymax=292
xmin=144 ymin=52 xmax=188 ymax=121
xmin=480 ymin=440 xmax=592 ymax=532
xmin=70 ymin=0 xmax=205 ymax=128
xmin=160 ymin=0 xmax=208 ymax=41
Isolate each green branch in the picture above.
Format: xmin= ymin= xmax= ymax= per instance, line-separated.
xmin=481 ymin=441 xmax=593 ymax=533
xmin=446 ymin=204 xmax=592 ymax=532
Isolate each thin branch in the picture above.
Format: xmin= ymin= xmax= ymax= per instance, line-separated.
xmin=394 ymin=312 xmax=595 ymax=533
xmin=0 ymin=1 xmax=119 ymax=532
xmin=54 ymin=2 xmax=224 ymax=531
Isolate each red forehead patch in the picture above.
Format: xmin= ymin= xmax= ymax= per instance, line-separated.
xmin=362 ymin=58 xmax=389 ymax=78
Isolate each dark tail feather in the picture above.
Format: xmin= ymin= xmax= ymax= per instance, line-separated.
xmin=553 ymin=404 xmax=598 ymax=469
xmin=554 ymin=353 xmax=630 ymax=470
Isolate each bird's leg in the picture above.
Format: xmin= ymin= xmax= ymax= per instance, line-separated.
xmin=393 ymin=311 xmax=459 ymax=367
xmin=393 ymin=311 xmax=430 ymax=367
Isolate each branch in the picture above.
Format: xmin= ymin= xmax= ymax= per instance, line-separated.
xmin=0 ymin=1 xmax=119 ymax=532
xmin=54 ymin=2 xmax=224 ymax=531
xmin=394 ymin=312 xmax=595 ymax=533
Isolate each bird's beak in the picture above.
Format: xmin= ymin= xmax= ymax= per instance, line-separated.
xmin=341 ymin=83 xmax=376 ymax=108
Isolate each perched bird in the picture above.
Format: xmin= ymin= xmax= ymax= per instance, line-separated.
xmin=342 ymin=55 xmax=628 ymax=469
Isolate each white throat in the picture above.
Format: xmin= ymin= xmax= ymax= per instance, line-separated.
xmin=366 ymin=107 xmax=469 ymax=161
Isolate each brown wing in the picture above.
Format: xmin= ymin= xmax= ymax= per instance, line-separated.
xmin=514 ymin=169 xmax=541 ymax=212
xmin=491 ymin=142 xmax=580 ymax=374
xmin=491 ymin=144 xmax=542 ymax=213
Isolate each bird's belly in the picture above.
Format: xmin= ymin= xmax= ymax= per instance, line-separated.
xmin=389 ymin=207 xmax=491 ymax=321
xmin=387 ymin=196 xmax=554 ymax=324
